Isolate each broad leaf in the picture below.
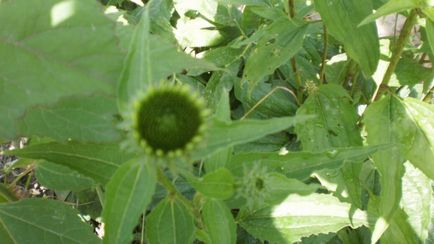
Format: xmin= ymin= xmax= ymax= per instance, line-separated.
xmin=193 ymin=115 xmax=313 ymax=159
xmin=314 ymin=0 xmax=379 ymax=75
xmin=364 ymin=95 xmax=406 ymax=241
xmin=228 ymin=145 xmax=388 ymax=180
xmin=0 ymin=199 xmax=100 ymax=243
xmin=400 ymin=98 xmax=434 ymax=179
xmin=18 ymin=95 xmax=120 ymax=143
xmin=6 ymin=142 xmax=134 ymax=184
xmin=295 ymin=84 xmax=362 ymax=150
xmin=0 ymin=0 xmax=122 ymax=140
xmin=243 ymin=18 xmax=307 ymax=92
xmin=103 ymin=160 xmax=156 ymax=244
xmin=117 ymin=5 xmax=215 ymax=111
xmin=146 ymin=198 xmax=195 ymax=244
xmin=36 ymin=161 xmax=95 ymax=191
xmin=188 ymin=168 xmax=235 ymax=200
xmin=239 ymin=193 xmax=370 ymax=243
xmin=202 ymin=199 xmax=237 ymax=244
xmin=400 ymin=162 xmax=432 ymax=241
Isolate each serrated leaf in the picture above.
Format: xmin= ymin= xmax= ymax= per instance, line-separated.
xmin=314 ymin=0 xmax=379 ymax=75
xmin=117 ymin=5 xmax=216 ymax=111
xmin=400 ymin=98 xmax=434 ymax=179
xmin=36 ymin=161 xmax=95 ymax=191
xmin=202 ymin=199 xmax=237 ymax=244
xmin=188 ymin=168 xmax=235 ymax=200
xmin=0 ymin=199 xmax=100 ymax=244
xmin=239 ymin=193 xmax=370 ymax=243
xmin=192 ymin=115 xmax=313 ymax=159
xmin=228 ymin=145 xmax=387 ymax=180
xmin=364 ymin=95 xmax=406 ymax=241
xmin=18 ymin=95 xmax=120 ymax=143
xmin=103 ymin=160 xmax=156 ymax=244
xmin=400 ymin=162 xmax=432 ymax=241
xmin=264 ymin=173 xmax=318 ymax=204
xmin=295 ymin=84 xmax=362 ymax=150
xmin=243 ymin=18 xmax=307 ymax=92
xmin=0 ymin=0 xmax=122 ymax=140
xmin=6 ymin=142 xmax=134 ymax=184
xmin=146 ymin=198 xmax=195 ymax=244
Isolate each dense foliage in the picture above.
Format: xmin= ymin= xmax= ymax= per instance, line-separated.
xmin=0 ymin=0 xmax=433 ymax=243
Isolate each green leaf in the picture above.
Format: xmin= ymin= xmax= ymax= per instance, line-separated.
xmin=0 ymin=0 xmax=122 ymax=140
xmin=117 ymin=6 xmax=215 ymax=111
xmin=263 ymin=173 xmax=318 ymax=204
xmin=202 ymin=199 xmax=237 ymax=244
xmin=204 ymin=83 xmax=233 ymax=172
xmin=400 ymin=98 xmax=434 ymax=179
xmin=103 ymin=160 xmax=157 ymax=244
xmin=359 ymin=0 xmax=425 ymax=26
xmin=146 ymin=198 xmax=195 ymax=244
xmin=18 ymin=95 xmax=120 ymax=143
xmin=0 ymin=199 xmax=100 ymax=244
xmin=400 ymin=162 xmax=432 ymax=241
xmin=0 ymin=184 xmax=17 ymax=203
xmin=228 ymin=145 xmax=387 ymax=180
xmin=6 ymin=142 xmax=134 ymax=184
xmin=243 ymin=18 xmax=307 ymax=92
xmin=313 ymin=161 xmax=365 ymax=209
xmin=363 ymin=95 xmax=406 ymax=241
xmin=36 ymin=161 xmax=95 ymax=191
xmin=314 ymin=0 xmax=379 ymax=75
xmin=239 ymin=193 xmax=370 ymax=243
xmin=188 ymin=168 xmax=235 ymax=200
xmin=295 ymin=84 xmax=362 ymax=151
xmin=192 ymin=115 xmax=313 ymax=159
xmin=426 ymin=19 xmax=434 ymax=55
xmin=380 ymin=208 xmax=422 ymax=244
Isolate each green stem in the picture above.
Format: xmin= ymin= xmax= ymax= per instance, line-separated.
xmin=96 ymin=185 xmax=105 ymax=207
xmin=319 ymin=25 xmax=328 ymax=85
xmin=372 ymin=9 xmax=418 ymax=102
xmin=288 ymin=0 xmax=303 ymax=103
xmin=156 ymin=167 xmax=192 ymax=210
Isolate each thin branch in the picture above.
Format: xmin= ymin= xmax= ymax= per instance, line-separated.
xmin=371 ymin=9 xmax=418 ymax=102
xmin=319 ymin=25 xmax=328 ymax=85
xmin=288 ymin=0 xmax=303 ymax=102
xmin=241 ymin=86 xmax=300 ymax=120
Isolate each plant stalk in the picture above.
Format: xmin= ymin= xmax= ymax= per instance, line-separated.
xmin=319 ymin=25 xmax=328 ymax=85
xmin=288 ymin=0 xmax=303 ymax=102
xmin=371 ymin=9 xmax=418 ymax=102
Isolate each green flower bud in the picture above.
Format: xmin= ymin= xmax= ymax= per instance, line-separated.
xmin=126 ymin=84 xmax=208 ymax=159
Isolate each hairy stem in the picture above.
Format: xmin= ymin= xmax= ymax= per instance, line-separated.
xmin=371 ymin=9 xmax=418 ymax=102
xmin=156 ymin=167 xmax=192 ymax=209
xmin=288 ymin=0 xmax=303 ymax=102
xmin=319 ymin=25 xmax=328 ymax=85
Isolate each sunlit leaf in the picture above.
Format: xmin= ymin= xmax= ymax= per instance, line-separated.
xmin=0 ymin=0 xmax=122 ymax=140
xmin=239 ymin=193 xmax=370 ymax=243
xmin=103 ymin=160 xmax=156 ymax=244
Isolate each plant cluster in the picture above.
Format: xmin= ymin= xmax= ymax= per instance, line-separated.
xmin=0 ymin=0 xmax=433 ymax=243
